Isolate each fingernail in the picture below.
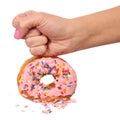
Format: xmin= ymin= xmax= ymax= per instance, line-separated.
xmin=14 ymin=30 xmax=20 ymax=39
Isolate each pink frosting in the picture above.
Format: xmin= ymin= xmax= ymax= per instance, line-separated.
xmin=18 ymin=57 xmax=77 ymax=102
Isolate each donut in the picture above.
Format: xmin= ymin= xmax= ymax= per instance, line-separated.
xmin=17 ymin=57 xmax=77 ymax=103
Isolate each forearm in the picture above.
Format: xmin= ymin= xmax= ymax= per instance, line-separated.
xmin=73 ymin=6 xmax=120 ymax=50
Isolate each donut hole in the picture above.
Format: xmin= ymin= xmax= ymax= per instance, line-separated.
xmin=40 ymin=75 xmax=55 ymax=88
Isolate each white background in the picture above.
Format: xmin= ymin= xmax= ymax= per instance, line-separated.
xmin=0 ymin=0 xmax=120 ymax=120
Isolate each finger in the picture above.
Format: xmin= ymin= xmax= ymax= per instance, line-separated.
xmin=43 ymin=43 xmax=68 ymax=57
xmin=25 ymin=35 xmax=48 ymax=47
xmin=24 ymin=28 xmax=41 ymax=39
xmin=13 ymin=11 xmax=36 ymax=39
xmin=14 ymin=28 xmax=41 ymax=40
xmin=42 ymin=44 xmax=60 ymax=57
xmin=12 ymin=10 xmax=36 ymax=28
xmin=30 ymin=45 xmax=47 ymax=56
xmin=13 ymin=11 xmax=44 ymax=39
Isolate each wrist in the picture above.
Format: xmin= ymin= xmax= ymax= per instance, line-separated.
xmin=69 ymin=16 xmax=97 ymax=50
xmin=72 ymin=7 xmax=120 ymax=50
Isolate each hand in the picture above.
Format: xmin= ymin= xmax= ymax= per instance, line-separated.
xmin=12 ymin=11 xmax=83 ymax=56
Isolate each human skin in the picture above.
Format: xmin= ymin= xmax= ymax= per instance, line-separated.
xmin=12 ymin=6 xmax=120 ymax=56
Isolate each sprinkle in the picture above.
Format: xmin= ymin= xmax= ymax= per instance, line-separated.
xmin=36 ymin=62 xmax=39 ymax=66
xmin=43 ymin=91 xmax=48 ymax=96
xmin=41 ymin=61 xmax=49 ymax=68
xmin=39 ymin=83 xmax=43 ymax=86
xmin=43 ymin=87 xmax=49 ymax=91
xmin=21 ymin=110 xmax=25 ymax=112
xmin=15 ymin=104 xmax=20 ymax=107
xmin=24 ymin=105 xmax=28 ymax=108
xmin=31 ymin=66 xmax=34 ymax=69
xmin=47 ymin=68 xmax=51 ymax=74
xmin=65 ymin=78 xmax=69 ymax=83
xmin=57 ymin=86 xmax=62 ymax=90
xmin=69 ymin=81 xmax=73 ymax=84
xmin=31 ymin=84 xmax=35 ymax=91
xmin=56 ymin=79 xmax=59 ymax=82
xmin=37 ymin=72 xmax=41 ymax=75
xmin=23 ymin=84 xmax=28 ymax=90
xmin=23 ymin=85 xmax=27 ymax=90
xmin=29 ymin=73 xmax=33 ymax=76
xmin=29 ymin=63 xmax=33 ymax=66
xmin=42 ymin=109 xmax=52 ymax=114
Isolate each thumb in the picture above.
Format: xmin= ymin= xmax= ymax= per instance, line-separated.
xmin=13 ymin=11 xmax=44 ymax=39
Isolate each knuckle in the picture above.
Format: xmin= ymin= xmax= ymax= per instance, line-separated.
xmin=26 ymin=10 xmax=35 ymax=15
xmin=22 ymin=10 xmax=36 ymax=16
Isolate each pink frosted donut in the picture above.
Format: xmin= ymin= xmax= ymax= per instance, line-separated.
xmin=17 ymin=57 xmax=77 ymax=102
